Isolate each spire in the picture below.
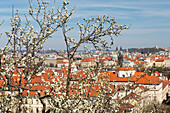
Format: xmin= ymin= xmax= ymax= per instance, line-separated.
xmin=116 ymin=47 xmax=118 ymax=51
xmin=118 ymin=51 xmax=123 ymax=67
xmin=120 ymin=46 xmax=122 ymax=51
xmin=141 ymin=49 xmax=144 ymax=54
xmin=126 ymin=49 xmax=128 ymax=52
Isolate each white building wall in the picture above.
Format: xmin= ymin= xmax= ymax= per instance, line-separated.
xmin=116 ymin=70 xmax=136 ymax=77
xmin=57 ymin=63 xmax=69 ymax=68
xmin=24 ymin=98 xmax=51 ymax=113
xmin=142 ymin=83 xmax=163 ymax=104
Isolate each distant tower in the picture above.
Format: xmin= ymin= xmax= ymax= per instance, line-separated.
xmin=116 ymin=47 xmax=118 ymax=52
xmin=126 ymin=49 xmax=129 ymax=55
xmin=147 ymin=50 xmax=150 ymax=56
xmin=141 ymin=49 xmax=144 ymax=54
xmin=118 ymin=50 xmax=123 ymax=67
xmin=155 ymin=45 xmax=159 ymax=49
xmin=120 ymin=46 xmax=123 ymax=52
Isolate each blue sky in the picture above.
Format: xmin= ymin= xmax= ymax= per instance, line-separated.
xmin=0 ymin=0 xmax=170 ymax=50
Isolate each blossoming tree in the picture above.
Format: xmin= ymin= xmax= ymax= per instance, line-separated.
xmin=0 ymin=0 xmax=129 ymax=112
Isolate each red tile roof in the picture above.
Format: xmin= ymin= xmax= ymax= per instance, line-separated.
xmin=0 ymin=80 xmax=5 ymax=87
xmin=115 ymin=67 xmax=135 ymax=71
xmin=115 ymin=77 xmax=128 ymax=82
xmin=129 ymin=72 xmax=145 ymax=82
xmin=164 ymin=80 xmax=170 ymax=85
xmin=107 ymin=72 xmax=118 ymax=81
xmin=136 ymin=75 xmax=162 ymax=85
xmin=155 ymin=59 xmax=164 ymax=62
xmin=31 ymin=76 xmax=44 ymax=84
xmin=120 ymin=93 xmax=143 ymax=102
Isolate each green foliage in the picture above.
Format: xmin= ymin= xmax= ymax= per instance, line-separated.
xmin=154 ymin=67 xmax=164 ymax=73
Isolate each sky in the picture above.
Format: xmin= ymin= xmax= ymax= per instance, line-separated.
xmin=0 ymin=0 xmax=170 ymax=50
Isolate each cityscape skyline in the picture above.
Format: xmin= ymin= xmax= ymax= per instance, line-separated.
xmin=0 ymin=1 xmax=170 ymax=112
xmin=0 ymin=0 xmax=170 ymax=50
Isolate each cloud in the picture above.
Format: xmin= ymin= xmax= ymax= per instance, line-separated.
xmin=79 ymin=4 xmax=142 ymax=10
xmin=136 ymin=10 xmax=170 ymax=18
xmin=74 ymin=0 xmax=170 ymax=19
xmin=72 ymin=10 xmax=132 ymax=19
xmin=78 ymin=0 xmax=170 ymax=9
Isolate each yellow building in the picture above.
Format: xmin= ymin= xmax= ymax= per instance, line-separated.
xmin=154 ymin=59 xmax=165 ymax=67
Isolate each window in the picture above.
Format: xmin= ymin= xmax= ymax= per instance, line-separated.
xmin=36 ymin=99 xmax=39 ymax=105
xmin=25 ymin=99 xmax=28 ymax=104
xmin=47 ymin=100 xmax=50 ymax=105
xmin=36 ymin=108 xmax=39 ymax=113
xmin=30 ymin=99 xmax=33 ymax=104
xmin=30 ymin=109 xmax=33 ymax=113
xmin=3 ymin=98 xmax=5 ymax=102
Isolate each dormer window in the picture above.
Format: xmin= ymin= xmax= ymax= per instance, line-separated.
xmin=47 ymin=100 xmax=50 ymax=105
xmin=25 ymin=99 xmax=28 ymax=104
xmin=30 ymin=99 xmax=33 ymax=104
xmin=36 ymin=99 xmax=39 ymax=105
